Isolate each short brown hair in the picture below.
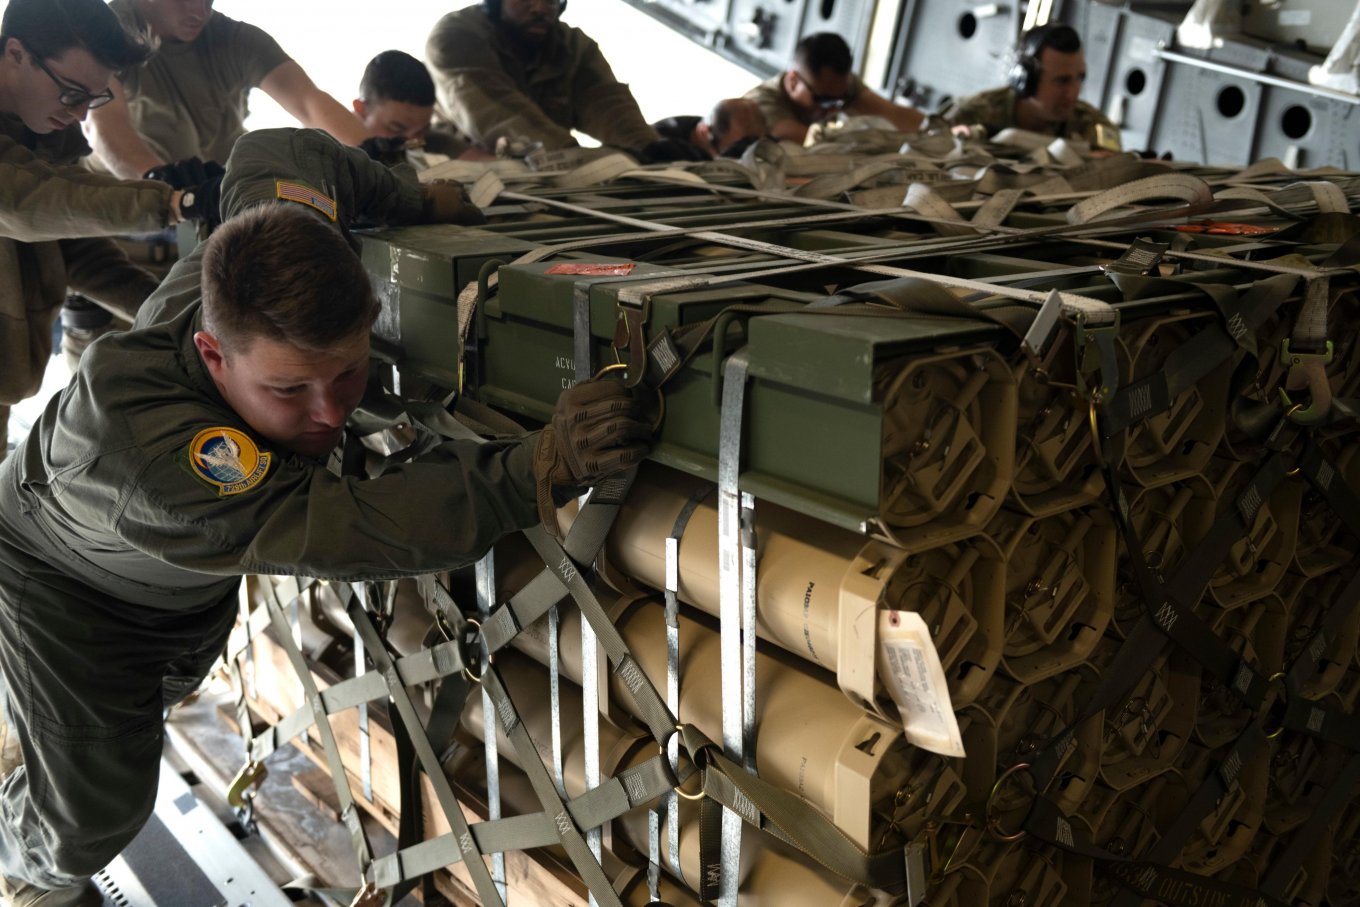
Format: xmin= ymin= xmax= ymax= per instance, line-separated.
xmin=1 ymin=0 xmax=151 ymax=70
xmin=201 ymin=203 xmax=379 ymax=355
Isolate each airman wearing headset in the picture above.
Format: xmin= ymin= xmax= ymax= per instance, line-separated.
xmin=426 ymin=0 xmax=691 ymax=161
xmin=943 ymin=23 xmax=1120 ymax=150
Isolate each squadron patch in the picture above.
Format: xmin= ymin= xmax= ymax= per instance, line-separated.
xmin=275 ymin=179 xmax=338 ymax=221
xmin=188 ymin=427 xmax=272 ymax=496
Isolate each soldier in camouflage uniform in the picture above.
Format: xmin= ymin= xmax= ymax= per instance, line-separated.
xmin=86 ymin=0 xmax=368 ymax=182
xmin=0 ymin=0 xmax=195 ymax=471
xmin=0 ymin=126 xmax=647 ymax=906
xmin=942 ymin=24 xmax=1120 ymax=149
xmin=426 ymin=0 xmax=671 ymax=158
xmin=744 ymin=32 xmax=925 ymax=145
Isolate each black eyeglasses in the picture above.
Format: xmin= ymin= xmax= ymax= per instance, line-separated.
xmin=25 ymin=43 xmax=114 ymax=110
xmin=792 ymin=71 xmax=852 ymax=109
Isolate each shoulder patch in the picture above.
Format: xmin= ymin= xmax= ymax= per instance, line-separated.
xmin=188 ymin=427 xmax=272 ymax=496
xmin=275 ymin=179 xmax=338 ymax=221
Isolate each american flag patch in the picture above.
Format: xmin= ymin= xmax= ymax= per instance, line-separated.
xmin=275 ymin=180 xmax=337 ymax=221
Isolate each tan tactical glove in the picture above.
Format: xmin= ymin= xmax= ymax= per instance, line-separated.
xmin=421 ymin=180 xmax=487 ymax=225
xmin=533 ymin=379 xmax=651 ymax=531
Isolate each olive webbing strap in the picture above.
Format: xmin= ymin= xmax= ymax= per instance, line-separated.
xmin=519 ymin=514 xmax=926 ymax=894
xmin=480 ymin=665 xmax=625 ymax=907
xmin=1109 ymin=495 xmax=1360 ymax=905
xmin=1100 ymin=274 xmax=1301 ymax=436
xmin=479 ymin=472 xmax=637 ymax=656
xmin=367 ymin=753 xmax=678 ymax=887
xmin=346 ymin=600 xmax=508 ymax=907
xmin=1026 ymin=439 xmax=1290 ymax=790
xmin=1018 ymin=792 xmax=1285 ymax=907
xmin=677 ymin=725 xmax=908 ymax=893
xmin=1105 ymin=721 xmax=1275 ymax=907
xmin=1259 ymin=752 xmax=1360 ymax=898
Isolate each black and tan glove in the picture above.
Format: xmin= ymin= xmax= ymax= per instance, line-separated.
xmin=420 ymin=179 xmax=487 ymax=225
xmin=144 ymin=156 xmax=224 ymax=189
xmin=178 ymin=171 xmax=223 ymax=229
xmin=532 ymin=379 xmax=651 ymax=531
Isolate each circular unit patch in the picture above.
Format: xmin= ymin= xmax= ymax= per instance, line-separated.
xmin=188 ymin=426 xmax=272 ymax=496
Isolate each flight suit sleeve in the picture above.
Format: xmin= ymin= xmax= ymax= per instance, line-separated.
xmin=426 ymin=14 xmax=577 ymax=151
xmin=114 ymin=430 xmax=542 ymax=581
xmin=568 ymin=37 xmax=659 ymax=151
xmin=0 ymin=133 xmax=173 ymax=241
xmin=218 ymin=127 xmax=425 ymax=228
xmin=59 ymin=238 xmax=161 ymax=322
xmin=131 ymin=251 xmax=203 ymax=330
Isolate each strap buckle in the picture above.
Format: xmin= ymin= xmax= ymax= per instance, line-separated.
xmin=613 ymin=287 xmax=654 ymax=389
xmin=226 ymin=759 xmax=267 ymax=809
xmin=1073 ymin=309 xmax=1121 ymax=403
xmin=1277 ymin=339 xmax=1334 ymax=425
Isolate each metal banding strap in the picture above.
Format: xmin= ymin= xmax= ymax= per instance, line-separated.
xmin=547 ymin=603 xmax=565 ymax=798
xmin=716 ymin=347 xmax=753 ymax=907
xmin=475 ymin=552 xmax=508 ymax=902
xmin=662 ymin=485 xmax=714 ymax=887
xmin=581 ymin=563 xmax=603 ymax=907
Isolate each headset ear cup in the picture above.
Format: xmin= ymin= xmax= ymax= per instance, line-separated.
xmin=1009 ymin=55 xmax=1038 ymax=98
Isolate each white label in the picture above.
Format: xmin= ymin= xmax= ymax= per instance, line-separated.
xmin=1279 ymin=10 xmax=1310 ymax=26
xmin=876 ymin=611 xmax=966 ymax=758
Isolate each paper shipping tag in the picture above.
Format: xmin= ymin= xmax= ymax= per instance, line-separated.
xmin=545 ymin=263 xmax=637 ymax=276
xmin=877 ymin=610 xmax=966 ymax=758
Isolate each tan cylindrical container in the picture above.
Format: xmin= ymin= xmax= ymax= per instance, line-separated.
xmin=508 ymin=592 xmax=961 ymax=851
xmin=877 ymin=346 xmax=1017 ymax=546
xmin=1111 ymin=476 xmax=1216 ymax=638
xmin=988 ymin=506 xmax=1115 ymax=683
xmin=1204 ymin=457 xmax=1300 ymax=610
xmin=601 ymin=462 xmax=1004 ymax=712
xmin=1089 ymin=639 xmax=1198 ymax=792
xmin=1280 ymin=570 xmax=1360 ymax=700
xmin=1121 ymin=311 xmax=1230 ymax=488
xmin=1010 ymin=334 xmax=1105 ymax=517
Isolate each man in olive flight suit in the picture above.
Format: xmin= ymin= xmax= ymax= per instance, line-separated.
xmin=426 ymin=0 xmax=670 ymax=158
xmin=0 ymin=0 xmax=196 ymax=465
xmin=0 ymin=126 xmax=649 ymax=906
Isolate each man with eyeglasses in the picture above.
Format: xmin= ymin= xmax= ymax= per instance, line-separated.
xmin=0 ymin=0 xmax=203 ymax=475
xmin=744 ymin=32 xmax=925 ymax=145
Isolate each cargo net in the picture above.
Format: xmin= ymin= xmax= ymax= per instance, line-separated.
xmin=217 ymin=166 xmax=1360 ymax=907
